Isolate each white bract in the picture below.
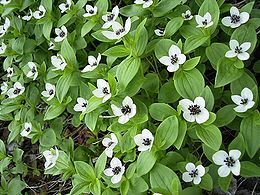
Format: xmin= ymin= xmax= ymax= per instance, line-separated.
xmin=182 ymin=163 xmax=205 ymax=185
xmin=102 ymin=133 xmax=118 ymax=158
xmin=179 ymin=96 xmax=209 ymax=124
xmin=43 ymin=147 xmax=59 ymax=170
xmin=54 ymin=25 xmax=67 ymax=42
xmin=0 ymin=82 xmax=8 ymax=94
xmin=6 ymin=67 xmax=13 ymax=77
xmin=20 ymin=122 xmax=32 ymax=138
xmin=33 ymin=5 xmax=46 ymax=19
xmin=159 ymin=44 xmax=186 ymax=72
xmin=81 ymin=53 xmax=101 ymax=72
xmin=0 ymin=42 xmax=7 ymax=54
xmin=83 ymin=5 xmax=97 ymax=17
xmin=102 ymin=6 xmax=119 ymax=29
xmin=59 ymin=0 xmax=71 ymax=13
xmin=196 ymin=12 xmax=214 ymax=28
xmin=0 ymin=0 xmax=11 ymax=5
xmin=134 ymin=0 xmax=153 ymax=8
xmin=26 ymin=62 xmax=38 ymax=80
xmin=51 ymin=54 xmax=67 ymax=71
xmin=7 ymin=82 xmax=25 ymax=99
xmin=74 ymin=97 xmax=88 ymax=112
xmin=225 ymin=39 xmax=251 ymax=61
xmin=154 ymin=28 xmax=165 ymax=37
xmin=92 ymin=79 xmax=111 ymax=103
xmin=48 ymin=41 xmax=54 ymax=50
xmin=182 ymin=10 xmax=193 ymax=20
xmin=222 ymin=6 xmax=249 ymax=28
xmin=111 ymin=96 xmax=136 ymax=124
xmin=41 ymin=83 xmax=56 ymax=101
xmin=104 ymin=157 xmax=125 ymax=184
xmin=231 ymin=87 xmax=255 ymax=113
xmin=213 ymin=150 xmax=241 ymax=177
xmin=134 ymin=129 xmax=154 ymax=151
xmin=0 ymin=17 xmax=10 ymax=37
xmin=22 ymin=9 xmax=33 ymax=21
xmin=102 ymin=18 xmax=131 ymax=40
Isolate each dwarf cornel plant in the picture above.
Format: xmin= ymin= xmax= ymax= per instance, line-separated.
xmin=0 ymin=0 xmax=260 ymax=194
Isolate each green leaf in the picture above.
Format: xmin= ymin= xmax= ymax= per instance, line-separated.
xmin=200 ymin=86 xmax=214 ymax=111
xmin=218 ymin=174 xmax=232 ymax=192
xmin=133 ymin=19 xmax=148 ymax=56
xmin=199 ymin=174 xmax=213 ymax=191
xmin=150 ymin=163 xmax=181 ymax=195
xmin=120 ymin=4 xmax=149 ymax=17
xmin=96 ymin=0 xmax=108 ymax=15
xmin=8 ymin=177 xmax=27 ymax=195
xmin=164 ymin=17 xmax=184 ymax=37
xmin=240 ymin=111 xmax=260 ymax=158
xmin=240 ymin=161 xmax=260 ymax=177
xmin=215 ymin=58 xmax=244 ymax=87
xmin=43 ymin=21 xmax=53 ymax=40
xmin=174 ymin=68 xmax=205 ymax=99
xmin=158 ymin=80 xmax=181 ymax=103
xmin=103 ymin=45 xmax=130 ymax=58
xmin=149 ymin=103 xmax=177 ymax=121
xmin=206 ymin=43 xmax=229 ymax=69
xmin=116 ymin=57 xmax=140 ymax=89
xmin=44 ymin=103 xmax=66 ymax=121
xmin=153 ymin=0 xmax=182 ymax=17
xmin=120 ymin=180 xmax=130 ymax=195
xmin=81 ymin=20 xmax=96 ymax=37
xmin=56 ymin=73 xmax=73 ymax=103
xmin=195 ymin=124 xmax=222 ymax=151
xmin=174 ymin=119 xmax=187 ymax=150
xmin=182 ymin=56 xmax=201 ymax=71
xmin=86 ymin=96 xmax=103 ymax=113
xmin=198 ymin=0 xmax=220 ymax=34
xmin=39 ymin=128 xmax=56 ymax=147
xmin=136 ymin=151 xmax=156 ymax=177
xmin=142 ymin=73 xmax=160 ymax=93
xmin=228 ymin=133 xmax=245 ymax=156
xmin=155 ymin=39 xmax=176 ymax=59
xmin=74 ymin=161 xmax=96 ymax=182
xmin=61 ymin=39 xmax=77 ymax=66
xmin=214 ymin=105 xmax=236 ymax=127
xmin=0 ymin=139 xmax=6 ymax=160
xmin=95 ymin=152 xmax=107 ymax=178
xmin=155 ymin=116 xmax=179 ymax=150
xmin=183 ymin=35 xmax=209 ymax=54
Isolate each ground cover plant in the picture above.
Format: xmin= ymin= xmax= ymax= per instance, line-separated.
xmin=0 ymin=0 xmax=260 ymax=194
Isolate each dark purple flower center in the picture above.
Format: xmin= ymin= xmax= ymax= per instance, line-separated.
xmin=189 ymin=169 xmax=198 ymax=178
xmin=231 ymin=14 xmax=240 ymax=23
xmin=112 ymin=166 xmax=121 ymax=175
xmin=142 ymin=138 xmax=151 ymax=146
xmin=121 ymin=105 xmax=131 ymax=115
xmin=235 ymin=46 xmax=242 ymax=54
xmin=224 ymin=157 xmax=235 ymax=167
xmin=188 ymin=104 xmax=201 ymax=115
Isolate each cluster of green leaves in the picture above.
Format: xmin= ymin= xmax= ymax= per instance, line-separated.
xmin=0 ymin=0 xmax=260 ymax=194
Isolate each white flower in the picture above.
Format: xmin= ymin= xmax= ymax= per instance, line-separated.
xmin=182 ymin=163 xmax=205 ymax=185
xmin=111 ymin=96 xmax=136 ymax=124
xmin=81 ymin=53 xmax=101 ymax=72
xmin=0 ymin=0 xmax=11 ymax=5
xmin=102 ymin=133 xmax=118 ymax=158
xmin=102 ymin=18 xmax=131 ymax=40
xmin=7 ymin=82 xmax=25 ymax=99
xmin=104 ymin=157 xmax=125 ymax=184
xmin=134 ymin=0 xmax=153 ymax=8
xmin=222 ymin=6 xmax=249 ymax=28
xmin=0 ymin=82 xmax=8 ymax=94
xmin=26 ymin=62 xmax=38 ymax=80
xmin=225 ymin=40 xmax=251 ymax=61
xmin=6 ymin=67 xmax=13 ymax=78
xmin=20 ymin=122 xmax=32 ymax=138
xmin=22 ymin=9 xmax=33 ymax=21
xmin=59 ymin=0 xmax=72 ymax=13
xmin=0 ymin=42 xmax=7 ymax=54
xmin=54 ymin=25 xmax=67 ymax=42
xmin=48 ymin=41 xmax=54 ymax=50
xmin=92 ymin=79 xmax=111 ymax=103
xmin=41 ymin=83 xmax=55 ymax=101
xmin=213 ymin=150 xmax=241 ymax=177
xmin=74 ymin=97 xmax=88 ymax=112
xmin=134 ymin=129 xmax=154 ymax=151
xmin=102 ymin=6 xmax=119 ymax=29
xmin=231 ymin=87 xmax=255 ymax=113
xmin=159 ymin=44 xmax=186 ymax=72
xmin=83 ymin=5 xmax=97 ymax=17
xmin=182 ymin=10 xmax=193 ymax=20
xmin=33 ymin=5 xmax=46 ymax=19
xmin=195 ymin=12 xmax=214 ymax=28
xmin=154 ymin=28 xmax=165 ymax=37
xmin=0 ymin=17 xmax=10 ymax=37
xmin=179 ymin=96 xmax=209 ymax=124
xmin=51 ymin=54 xmax=67 ymax=71
xmin=43 ymin=147 xmax=59 ymax=170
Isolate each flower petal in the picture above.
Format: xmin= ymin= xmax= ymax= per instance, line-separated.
xmin=240 ymin=42 xmax=251 ymax=52
xmin=179 ymin=99 xmax=193 ymax=111
xmin=230 ymin=160 xmax=240 ymax=176
xmin=195 ymin=108 xmax=209 ymax=124
xmin=241 ymin=87 xmax=253 ymax=101
xmin=110 ymin=157 xmax=122 ymax=168
xmin=194 ymin=96 xmax=205 ymax=108
xmin=225 ymin=50 xmax=237 ymax=58
xmin=197 ymin=165 xmax=205 ymax=177
xmin=185 ymin=162 xmax=196 ymax=172
xmin=169 ymin=45 xmax=181 ymax=55
xmin=229 ymin=40 xmax=239 ymax=50
xmin=231 ymin=95 xmax=242 ymax=105
xmin=102 ymin=137 xmax=112 ymax=147
xmin=237 ymin=52 xmax=250 ymax=61
xmin=111 ymin=174 xmax=122 ymax=184
xmin=234 ymin=105 xmax=248 ymax=113
xmin=239 ymin=12 xmax=249 ymax=24
xmin=182 ymin=172 xmax=193 ymax=182
xmin=142 ymin=129 xmax=154 ymax=140
xmin=104 ymin=168 xmax=114 ymax=176
xmin=229 ymin=150 xmax=241 ymax=161
xmin=167 ymin=64 xmax=179 ymax=72
xmin=111 ymin=104 xmax=122 ymax=116
xmin=118 ymin=115 xmax=129 ymax=124
xmin=193 ymin=176 xmax=201 ymax=185
xmin=212 ymin=150 xmax=228 ymax=165
xmin=221 ymin=16 xmax=232 ymax=27
xmin=218 ymin=165 xmax=231 ymax=177
xmin=93 ymin=89 xmax=105 ymax=98
xmin=159 ymin=56 xmax=171 ymax=66
xmin=183 ymin=111 xmax=195 ymax=123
